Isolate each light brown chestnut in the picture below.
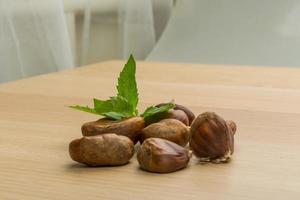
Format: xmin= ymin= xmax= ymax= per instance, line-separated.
xmin=139 ymin=119 xmax=190 ymax=147
xmin=81 ymin=117 xmax=145 ymax=143
xmin=69 ymin=133 xmax=134 ymax=166
xmin=190 ymin=112 xmax=236 ymax=163
xmin=156 ymin=103 xmax=195 ymax=125
xmin=137 ymin=138 xmax=190 ymax=173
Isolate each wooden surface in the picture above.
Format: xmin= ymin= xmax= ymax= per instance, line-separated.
xmin=1 ymin=61 xmax=300 ymax=200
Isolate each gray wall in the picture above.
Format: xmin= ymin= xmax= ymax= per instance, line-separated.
xmin=148 ymin=0 xmax=300 ymax=67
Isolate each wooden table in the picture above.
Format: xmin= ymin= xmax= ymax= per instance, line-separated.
xmin=1 ymin=61 xmax=300 ymax=200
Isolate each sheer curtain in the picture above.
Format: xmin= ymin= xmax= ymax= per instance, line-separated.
xmin=77 ymin=0 xmax=159 ymax=64
xmin=118 ymin=0 xmax=156 ymax=59
xmin=0 ymin=0 xmax=171 ymax=83
xmin=0 ymin=0 xmax=73 ymax=83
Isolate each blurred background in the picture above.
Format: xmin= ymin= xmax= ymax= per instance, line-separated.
xmin=1 ymin=0 xmax=300 ymax=83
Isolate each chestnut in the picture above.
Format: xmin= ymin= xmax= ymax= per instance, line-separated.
xmin=173 ymin=104 xmax=195 ymax=125
xmin=189 ymin=112 xmax=236 ymax=163
xmin=156 ymin=103 xmax=195 ymax=126
xmin=137 ymin=138 xmax=190 ymax=173
xmin=139 ymin=119 xmax=190 ymax=147
xmin=81 ymin=117 xmax=145 ymax=144
xmin=164 ymin=109 xmax=189 ymax=126
xmin=69 ymin=133 xmax=134 ymax=166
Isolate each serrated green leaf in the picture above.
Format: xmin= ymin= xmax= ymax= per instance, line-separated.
xmin=141 ymin=102 xmax=175 ymax=124
xmin=116 ymin=54 xmax=138 ymax=115
xmin=109 ymin=96 xmax=132 ymax=116
xmin=102 ymin=112 xmax=126 ymax=120
xmin=141 ymin=103 xmax=175 ymax=118
xmin=93 ymin=96 xmax=132 ymax=119
xmin=70 ymin=96 xmax=134 ymax=120
xmin=69 ymin=105 xmax=98 ymax=115
xmin=70 ymin=55 xmax=182 ymax=121
xmin=93 ymin=98 xmax=113 ymax=113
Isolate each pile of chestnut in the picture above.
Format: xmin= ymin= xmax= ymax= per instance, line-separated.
xmin=69 ymin=104 xmax=237 ymax=173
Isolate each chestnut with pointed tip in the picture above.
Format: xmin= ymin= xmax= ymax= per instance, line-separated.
xmin=69 ymin=133 xmax=134 ymax=166
xmin=190 ymin=112 xmax=236 ymax=163
xmin=137 ymin=138 xmax=190 ymax=173
xmin=81 ymin=117 xmax=145 ymax=143
xmin=227 ymin=120 xmax=237 ymax=135
xmin=139 ymin=119 xmax=190 ymax=147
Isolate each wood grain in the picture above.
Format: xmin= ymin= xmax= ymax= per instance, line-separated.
xmin=1 ymin=61 xmax=300 ymax=200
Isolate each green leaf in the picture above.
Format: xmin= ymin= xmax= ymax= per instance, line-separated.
xmin=141 ymin=102 xmax=175 ymax=124
xmin=70 ymin=55 xmax=177 ymax=121
xmin=108 ymin=96 xmax=132 ymax=116
xmin=93 ymin=96 xmax=133 ymax=120
xmin=102 ymin=112 xmax=126 ymax=120
xmin=69 ymin=96 xmax=134 ymax=120
xmin=141 ymin=103 xmax=175 ymax=118
xmin=69 ymin=105 xmax=98 ymax=115
xmin=93 ymin=98 xmax=113 ymax=113
xmin=116 ymin=54 xmax=138 ymax=115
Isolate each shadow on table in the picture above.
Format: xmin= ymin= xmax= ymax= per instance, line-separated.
xmin=63 ymin=161 xmax=133 ymax=175
xmin=65 ymin=162 xmax=132 ymax=169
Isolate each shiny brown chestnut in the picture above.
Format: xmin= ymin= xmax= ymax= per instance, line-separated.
xmin=137 ymin=138 xmax=190 ymax=173
xmin=173 ymin=104 xmax=195 ymax=125
xmin=81 ymin=117 xmax=145 ymax=144
xmin=69 ymin=133 xmax=134 ymax=166
xmin=189 ymin=112 xmax=236 ymax=163
xmin=165 ymin=109 xmax=189 ymax=126
xmin=139 ymin=119 xmax=190 ymax=147
xmin=156 ymin=103 xmax=195 ymax=126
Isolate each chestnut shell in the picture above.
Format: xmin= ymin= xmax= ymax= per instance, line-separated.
xmin=137 ymin=138 xmax=190 ymax=173
xmin=139 ymin=119 xmax=190 ymax=147
xmin=189 ymin=112 xmax=235 ymax=162
xmin=81 ymin=117 xmax=145 ymax=143
xmin=156 ymin=103 xmax=195 ymax=125
xmin=69 ymin=134 xmax=134 ymax=166
xmin=165 ymin=109 xmax=189 ymax=126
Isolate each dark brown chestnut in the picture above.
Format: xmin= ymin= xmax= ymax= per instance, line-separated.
xmin=137 ymin=138 xmax=190 ymax=173
xmin=173 ymin=104 xmax=195 ymax=125
xmin=189 ymin=112 xmax=236 ymax=163
xmin=156 ymin=103 xmax=195 ymax=125
xmin=165 ymin=109 xmax=189 ymax=126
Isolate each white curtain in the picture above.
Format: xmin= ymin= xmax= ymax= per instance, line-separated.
xmin=0 ymin=0 xmax=73 ymax=83
xmin=0 ymin=0 xmax=171 ymax=83
xmin=77 ymin=0 xmax=158 ymax=64
xmin=118 ymin=0 xmax=156 ymax=59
